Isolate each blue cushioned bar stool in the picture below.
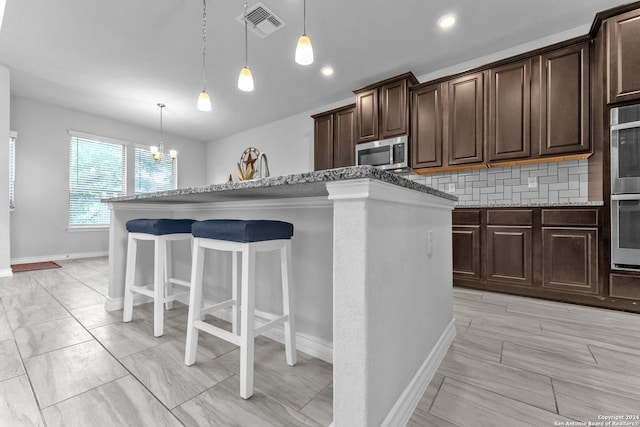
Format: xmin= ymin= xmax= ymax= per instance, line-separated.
xmin=123 ymin=218 xmax=195 ymax=337
xmin=185 ymin=219 xmax=297 ymax=399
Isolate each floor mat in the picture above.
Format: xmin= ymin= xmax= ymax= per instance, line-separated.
xmin=11 ymin=261 xmax=62 ymax=273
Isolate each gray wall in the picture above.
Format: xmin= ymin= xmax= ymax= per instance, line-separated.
xmin=0 ymin=66 xmax=9 ymax=275
xmin=9 ymin=97 xmax=207 ymax=262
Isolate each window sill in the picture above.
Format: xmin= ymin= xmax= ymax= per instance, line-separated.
xmin=67 ymin=226 xmax=109 ymax=232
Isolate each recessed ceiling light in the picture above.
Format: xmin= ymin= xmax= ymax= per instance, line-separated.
xmin=438 ymin=14 xmax=456 ymax=29
xmin=321 ymin=66 xmax=334 ymax=77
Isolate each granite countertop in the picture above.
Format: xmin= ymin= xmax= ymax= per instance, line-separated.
xmin=455 ymin=201 xmax=605 ymax=208
xmin=103 ymin=166 xmax=458 ymax=204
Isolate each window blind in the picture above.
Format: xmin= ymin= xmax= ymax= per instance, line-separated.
xmin=9 ymin=132 xmax=16 ymax=210
xmin=69 ymin=135 xmax=126 ymax=226
xmin=134 ymin=147 xmax=177 ymax=194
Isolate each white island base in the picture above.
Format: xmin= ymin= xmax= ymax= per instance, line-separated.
xmin=105 ymin=167 xmax=456 ymax=426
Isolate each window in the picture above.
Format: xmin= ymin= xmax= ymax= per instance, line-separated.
xmin=134 ymin=147 xmax=177 ymax=194
xmin=9 ymin=131 xmax=16 ymax=210
xmin=69 ymin=132 xmax=126 ymax=226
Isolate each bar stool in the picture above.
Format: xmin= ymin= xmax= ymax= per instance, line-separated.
xmin=123 ymin=218 xmax=195 ymax=337
xmin=184 ymin=219 xmax=297 ymax=399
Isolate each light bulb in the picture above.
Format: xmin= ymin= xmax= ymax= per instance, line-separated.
xmin=238 ymin=66 xmax=254 ymax=92
xmin=197 ymin=91 xmax=212 ymax=111
xmin=169 ymin=150 xmax=177 ymax=160
xmin=295 ymin=34 xmax=314 ymax=65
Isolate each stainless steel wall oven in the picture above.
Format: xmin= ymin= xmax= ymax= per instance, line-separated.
xmin=611 ymin=104 xmax=640 ymax=270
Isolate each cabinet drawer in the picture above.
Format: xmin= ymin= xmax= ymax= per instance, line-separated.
xmin=609 ymin=273 xmax=640 ymax=300
xmin=542 ymin=209 xmax=599 ymax=226
xmin=453 ymin=209 xmax=481 ymax=225
xmin=487 ymin=209 xmax=533 ymax=225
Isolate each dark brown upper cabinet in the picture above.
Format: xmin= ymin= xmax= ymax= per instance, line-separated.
xmin=448 ymin=72 xmax=485 ymax=165
xmin=538 ymin=42 xmax=590 ymax=156
xmin=488 ymin=59 xmax=531 ymax=161
xmin=312 ymin=104 xmax=356 ymax=171
xmin=411 ymin=83 xmax=443 ymax=169
xmin=355 ymin=89 xmax=378 ymax=143
xmin=354 ymin=72 xmax=418 ymax=143
xmin=608 ymin=8 xmax=640 ymax=104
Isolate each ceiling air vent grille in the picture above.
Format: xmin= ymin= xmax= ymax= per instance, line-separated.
xmin=236 ymin=2 xmax=286 ymax=38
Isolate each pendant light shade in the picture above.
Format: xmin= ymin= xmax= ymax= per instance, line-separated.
xmin=295 ymin=34 xmax=313 ymax=65
xmin=238 ymin=66 xmax=254 ymax=92
xmin=295 ymin=0 xmax=313 ymax=65
xmin=238 ymin=0 xmax=255 ymax=92
xmin=197 ymin=0 xmax=212 ymax=111
xmin=197 ymin=91 xmax=211 ymax=111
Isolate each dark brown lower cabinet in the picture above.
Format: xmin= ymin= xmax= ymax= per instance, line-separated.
xmin=487 ymin=226 xmax=533 ymax=286
xmin=452 ymin=226 xmax=481 ymax=281
xmin=453 ymin=207 xmax=640 ymax=313
xmin=542 ymin=228 xmax=598 ymax=294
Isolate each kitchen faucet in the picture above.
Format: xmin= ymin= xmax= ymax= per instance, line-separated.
xmin=257 ymin=152 xmax=270 ymax=178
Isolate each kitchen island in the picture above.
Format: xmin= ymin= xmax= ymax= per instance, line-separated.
xmin=104 ymin=165 xmax=457 ymax=427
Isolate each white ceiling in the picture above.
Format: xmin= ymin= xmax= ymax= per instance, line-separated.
xmin=0 ymin=0 xmax=631 ymax=143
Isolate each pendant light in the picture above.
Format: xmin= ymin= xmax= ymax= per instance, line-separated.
xmin=197 ymin=0 xmax=212 ymax=111
xmin=295 ymin=0 xmax=313 ymax=65
xmin=238 ymin=0 xmax=254 ymax=92
xmin=150 ymin=103 xmax=177 ymax=162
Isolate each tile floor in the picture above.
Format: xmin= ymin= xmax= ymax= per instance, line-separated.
xmin=1 ymin=257 xmax=640 ymax=426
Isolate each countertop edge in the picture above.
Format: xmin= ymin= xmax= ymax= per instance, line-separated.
xmin=103 ymin=166 xmax=458 ymax=204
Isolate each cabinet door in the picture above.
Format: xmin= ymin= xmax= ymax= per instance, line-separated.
xmin=380 ymin=79 xmax=409 ymax=139
xmin=488 ymin=60 xmax=531 ymax=161
xmin=539 ymin=43 xmax=590 ymax=156
xmin=355 ymin=88 xmax=379 ymax=143
xmin=486 ymin=226 xmax=533 ymax=286
xmin=333 ymin=107 xmax=357 ymax=168
xmin=453 ymin=226 xmax=481 ymax=281
xmin=542 ymin=228 xmax=598 ymax=294
xmin=608 ymin=9 xmax=640 ymax=104
xmin=313 ymin=113 xmax=333 ymax=171
xmin=448 ymin=72 xmax=485 ymax=165
xmin=411 ymin=84 xmax=443 ymax=168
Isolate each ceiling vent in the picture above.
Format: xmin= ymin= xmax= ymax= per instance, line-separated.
xmin=236 ymin=2 xmax=286 ymax=39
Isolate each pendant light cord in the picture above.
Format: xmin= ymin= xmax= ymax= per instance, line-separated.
xmin=244 ymin=0 xmax=248 ymax=67
xmin=303 ymin=0 xmax=306 ymax=35
xmin=201 ymin=0 xmax=208 ymax=92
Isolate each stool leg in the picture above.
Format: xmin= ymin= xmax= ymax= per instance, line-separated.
xmin=240 ymin=245 xmax=256 ymax=399
xmin=281 ymin=240 xmax=297 ymax=366
xmin=232 ymin=251 xmax=240 ymax=335
xmin=123 ymin=235 xmax=137 ymax=322
xmin=153 ymin=237 xmax=165 ymax=337
xmin=164 ymin=239 xmax=173 ymax=311
xmin=185 ymin=239 xmax=205 ymax=366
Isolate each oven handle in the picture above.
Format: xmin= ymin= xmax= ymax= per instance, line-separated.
xmin=612 ymin=194 xmax=640 ymax=200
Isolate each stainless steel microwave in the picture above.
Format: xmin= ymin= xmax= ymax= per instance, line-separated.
xmin=356 ymin=135 xmax=409 ymax=171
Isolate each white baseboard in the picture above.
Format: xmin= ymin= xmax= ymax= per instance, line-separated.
xmin=0 ymin=268 xmax=13 ymax=278
xmin=103 ymin=296 xmax=333 ymax=364
xmin=11 ymin=250 xmax=108 ymax=265
xmin=381 ymin=320 xmax=457 ymax=427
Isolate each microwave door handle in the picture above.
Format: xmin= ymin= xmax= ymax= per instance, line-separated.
xmin=389 ymin=145 xmax=394 ymax=164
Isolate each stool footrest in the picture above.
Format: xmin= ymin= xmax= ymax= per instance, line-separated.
xmin=129 ymin=285 xmax=154 ymax=298
xmin=164 ymin=290 xmax=190 ymax=303
xmin=200 ymin=299 xmax=236 ymax=316
xmin=169 ymin=278 xmax=190 ymax=288
xmin=254 ymin=314 xmax=289 ymax=336
xmin=193 ymin=320 xmax=241 ymax=346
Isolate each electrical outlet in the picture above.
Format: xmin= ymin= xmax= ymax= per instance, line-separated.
xmin=447 ymin=183 xmax=456 ymax=193
xmin=528 ymin=177 xmax=538 ymax=189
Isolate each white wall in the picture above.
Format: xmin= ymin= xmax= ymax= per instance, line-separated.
xmin=0 ymin=66 xmax=10 ymax=276
xmin=9 ymin=97 xmax=207 ymax=261
xmin=205 ymin=99 xmax=352 ymax=185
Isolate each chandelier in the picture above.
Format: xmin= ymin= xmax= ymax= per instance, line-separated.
xmin=150 ymin=103 xmax=177 ymax=162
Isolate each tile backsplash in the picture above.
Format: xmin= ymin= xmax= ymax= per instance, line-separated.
xmin=407 ymin=159 xmax=589 ymax=206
